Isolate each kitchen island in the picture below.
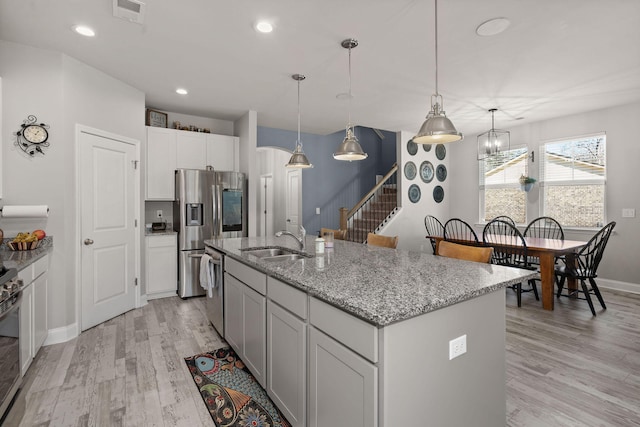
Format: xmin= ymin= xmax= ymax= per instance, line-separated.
xmin=206 ymin=236 xmax=536 ymax=427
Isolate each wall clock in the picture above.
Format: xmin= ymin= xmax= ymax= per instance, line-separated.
xmin=15 ymin=115 xmax=50 ymax=156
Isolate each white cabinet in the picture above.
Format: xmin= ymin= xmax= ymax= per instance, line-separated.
xmin=176 ymin=132 xmax=207 ymax=169
xmin=145 ymin=234 xmax=177 ymax=299
xmin=224 ymin=258 xmax=267 ymax=387
xmin=145 ymin=127 xmax=239 ymax=200
xmin=308 ymin=327 xmax=378 ymax=427
xmin=19 ymin=255 xmax=49 ymax=376
xmin=267 ymin=300 xmax=306 ymax=427
xmin=206 ymin=134 xmax=239 ymax=172
xmin=146 ymin=127 xmax=177 ymax=200
xmin=19 ymin=281 xmax=33 ymax=376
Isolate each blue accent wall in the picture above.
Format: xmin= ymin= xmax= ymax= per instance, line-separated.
xmin=257 ymin=126 xmax=396 ymax=235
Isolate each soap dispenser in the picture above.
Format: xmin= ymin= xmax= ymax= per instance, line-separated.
xmin=315 ymin=233 xmax=325 ymax=254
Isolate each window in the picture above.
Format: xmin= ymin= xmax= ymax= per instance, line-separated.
xmin=540 ymin=134 xmax=606 ymax=227
xmin=479 ymin=147 xmax=528 ymax=224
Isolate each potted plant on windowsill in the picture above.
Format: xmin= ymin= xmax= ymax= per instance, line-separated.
xmin=519 ymin=175 xmax=536 ymax=192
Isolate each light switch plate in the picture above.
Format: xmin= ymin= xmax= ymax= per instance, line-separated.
xmin=316 ymin=207 xmax=320 ymax=215
xmin=622 ymin=208 xmax=636 ymax=218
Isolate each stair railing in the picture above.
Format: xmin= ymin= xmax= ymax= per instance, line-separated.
xmin=339 ymin=163 xmax=398 ymax=243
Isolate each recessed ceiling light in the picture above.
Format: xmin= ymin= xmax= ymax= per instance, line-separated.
xmin=176 ymin=88 xmax=188 ymax=95
xmin=476 ymin=18 xmax=511 ymax=36
xmin=73 ymin=25 xmax=96 ymax=37
xmin=255 ymin=21 xmax=273 ymax=33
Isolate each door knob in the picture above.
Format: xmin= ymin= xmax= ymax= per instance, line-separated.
xmin=84 ymin=239 xmax=94 ymax=245
xmin=286 ymin=219 xmax=291 ymax=222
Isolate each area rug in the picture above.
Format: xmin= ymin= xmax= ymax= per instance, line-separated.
xmin=185 ymin=347 xmax=291 ymax=427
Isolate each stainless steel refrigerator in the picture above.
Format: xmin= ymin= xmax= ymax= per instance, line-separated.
xmin=174 ymin=169 xmax=247 ymax=298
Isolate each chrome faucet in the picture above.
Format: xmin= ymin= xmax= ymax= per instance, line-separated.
xmin=275 ymin=225 xmax=306 ymax=251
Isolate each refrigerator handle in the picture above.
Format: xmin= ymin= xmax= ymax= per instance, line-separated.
xmin=212 ymin=184 xmax=221 ymax=238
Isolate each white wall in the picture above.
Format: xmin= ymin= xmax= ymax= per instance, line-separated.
xmin=449 ymin=102 xmax=640 ymax=290
xmin=146 ymin=110 xmax=234 ymax=136
xmin=381 ymin=131 xmax=451 ymax=252
xmin=257 ymin=147 xmax=292 ymax=234
xmin=235 ymin=111 xmax=258 ymax=236
xmin=0 ymin=40 xmax=145 ymax=332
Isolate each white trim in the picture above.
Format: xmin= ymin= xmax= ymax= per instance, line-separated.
xmin=146 ymin=292 xmax=176 ymax=301
xmin=139 ymin=293 xmax=149 ymax=307
xmin=43 ymin=323 xmax=79 ymax=345
xmin=598 ymin=278 xmax=640 ymax=295
xmin=75 ymin=124 xmax=141 ymax=333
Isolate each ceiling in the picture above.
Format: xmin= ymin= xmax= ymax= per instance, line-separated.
xmin=1 ymin=0 xmax=639 ymax=137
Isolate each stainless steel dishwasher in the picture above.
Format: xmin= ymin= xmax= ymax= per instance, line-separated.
xmin=204 ymin=246 xmax=224 ymax=337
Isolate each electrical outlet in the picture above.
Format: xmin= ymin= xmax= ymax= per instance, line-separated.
xmin=622 ymin=208 xmax=636 ymax=218
xmin=156 ymin=210 xmax=163 ymax=219
xmin=449 ymin=334 xmax=467 ymax=360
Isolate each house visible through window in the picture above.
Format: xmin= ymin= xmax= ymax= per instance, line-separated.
xmin=479 ymin=147 xmax=528 ymax=224
xmin=540 ymin=134 xmax=606 ymax=227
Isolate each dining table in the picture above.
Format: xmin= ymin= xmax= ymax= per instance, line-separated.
xmin=426 ymin=235 xmax=588 ymax=310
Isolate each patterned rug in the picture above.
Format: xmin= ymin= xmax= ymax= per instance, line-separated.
xmin=185 ymin=347 xmax=291 ymax=427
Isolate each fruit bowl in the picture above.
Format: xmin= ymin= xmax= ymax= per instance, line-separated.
xmin=7 ymin=240 xmax=40 ymax=251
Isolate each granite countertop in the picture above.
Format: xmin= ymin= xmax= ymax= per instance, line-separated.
xmin=1 ymin=236 xmax=53 ymax=271
xmin=145 ymin=229 xmax=177 ymax=236
xmin=205 ymin=236 xmax=537 ymax=327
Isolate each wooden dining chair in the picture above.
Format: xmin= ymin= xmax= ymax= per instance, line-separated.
xmin=492 ymin=215 xmax=517 ymax=227
xmin=320 ymin=227 xmax=346 ymax=241
xmin=524 ymin=216 xmax=565 ymax=268
xmin=367 ymin=233 xmax=399 ymax=249
xmin=483 ymin=219 xmax=538 ymax=307
xmin=424 ymin=215 xmax=444 ymax=254
xmin=556 ymin=221 xmax=616 ymax=316
xmin=443 ymin=218 xmax=479 ymax=243
xmin=437 ymin=241 xmax=493 ymax=263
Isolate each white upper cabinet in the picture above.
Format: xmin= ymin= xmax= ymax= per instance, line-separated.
xmin=146 ymin=127 xmax=176 ymax=200
xmin=176 ymin=131 xmax=207 ymax=169
xmin=206 ymin=134 xmax=239 ymax=172
xmin=145 ymin=126 xmax=239 ymax=200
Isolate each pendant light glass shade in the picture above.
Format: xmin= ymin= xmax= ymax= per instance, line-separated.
xmin=334 ymin=38 xmax=368 ymax=161
xmin=477 ymin=108 xmax=509 ymax=160
xmin=286 ymin=74 xmax=313 ymax=168
xmin=414 ymin=0 xmax=463 ymax=145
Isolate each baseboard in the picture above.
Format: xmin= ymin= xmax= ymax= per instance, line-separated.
xmin=44 ymin=322 xmax=79 ymax=346
xmin=139 ymin=293 xmax=149 ymax=307
xmin=598 ymin=278 xmax=640 ymax=295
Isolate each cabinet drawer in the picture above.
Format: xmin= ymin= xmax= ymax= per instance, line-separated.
xmin=226 ymin=258 xmax=266 ymax=295
xmin=18 ymin=264 xmax=34 ymax=284
xmin=146 ymin=234 xmax=176 ymax=248
xmin=267 ymin=277 xmax=307 ymax=320
xmin=34 ymin=255 xmax=48 ymax=279
xmin=310 ymin=297 xmax=378 ymax=363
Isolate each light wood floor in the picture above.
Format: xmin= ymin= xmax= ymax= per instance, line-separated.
xmin=4 ymin=289 xmax=640 ymax=426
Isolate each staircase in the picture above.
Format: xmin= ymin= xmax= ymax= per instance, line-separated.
xmin=339 ymin=163 xmax=399 ymax=243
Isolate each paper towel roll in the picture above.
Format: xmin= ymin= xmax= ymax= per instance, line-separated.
xmin=1 ymin=205 xmax=49 ymax=218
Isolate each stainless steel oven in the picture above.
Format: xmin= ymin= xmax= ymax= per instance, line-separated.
xmin=0 ymin=267 xmax=23 ymax=421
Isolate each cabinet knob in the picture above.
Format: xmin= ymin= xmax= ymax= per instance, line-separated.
xmin=84 ymin=238 xmax=94 ymax=245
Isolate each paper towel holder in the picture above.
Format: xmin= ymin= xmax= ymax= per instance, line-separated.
xmin=0 ymin=205 xmax=50 ymax=218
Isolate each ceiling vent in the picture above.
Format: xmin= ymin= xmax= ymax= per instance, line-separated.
xmin=113 ymin=0 xmax=146 ymax=24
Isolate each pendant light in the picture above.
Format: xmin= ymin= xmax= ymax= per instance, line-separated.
xmin=414 ymin=0 xmax=463 ymax=144
xmin=333 ymin=38 xmax=368 ymax=162
xmin=285 ymin=74 xmax=313 ymax=168
xmin=477 ymin=108 xmax=510 ymax=159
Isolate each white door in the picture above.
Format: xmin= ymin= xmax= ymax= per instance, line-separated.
xmin=80 ymin=129 xmax=137 ymax=331
xmin=260 ymin=174 xmax=274 ymax=237
xmin=286 ymin=169 xmax=301 ymax=233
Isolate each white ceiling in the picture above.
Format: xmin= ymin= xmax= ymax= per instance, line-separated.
xmin=1 ymin=0 xmax=639 ymax=136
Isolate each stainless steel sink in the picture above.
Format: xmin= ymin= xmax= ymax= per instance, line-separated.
xmin=262 ymin=253 xmax=307 ymax=262
xmin=242 ymin=248 xmax=294 ymax=258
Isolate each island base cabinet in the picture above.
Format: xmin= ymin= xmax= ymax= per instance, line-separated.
xmin=309 ymin=327 xmax=378 ymax=427
xmin=267 ymin=301 xmax=306 ymax=427
xmin=223 ymin=272 xmax=266 ymax=388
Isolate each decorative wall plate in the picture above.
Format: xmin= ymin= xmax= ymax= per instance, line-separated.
xmin=435 ymin=144 xmax=446 ymax=160
xmin=433 ymin=185 xmax=444 ymax=203
xmin=436 ymin=164 xmax=447 ymax=182
xmin=407 ymin=139 xmax=418 ymax=156
xmin=404 ymin=161 xmax=417 ymax=180
xmin=419 ymin=161 xmax=434 ymax=183
xmin=408 ymin=184 xmax=421 ymax=203
xmin=422 ymin=144 xmax=432 ymax=152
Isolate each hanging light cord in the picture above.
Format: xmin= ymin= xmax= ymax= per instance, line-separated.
xmin=348 ymin=43 xmax=353 ymax=130
xmin=297 ymin=78 xmax=301 ymax=148
xmin=434 ymin=0 xmax=439 ymax=97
